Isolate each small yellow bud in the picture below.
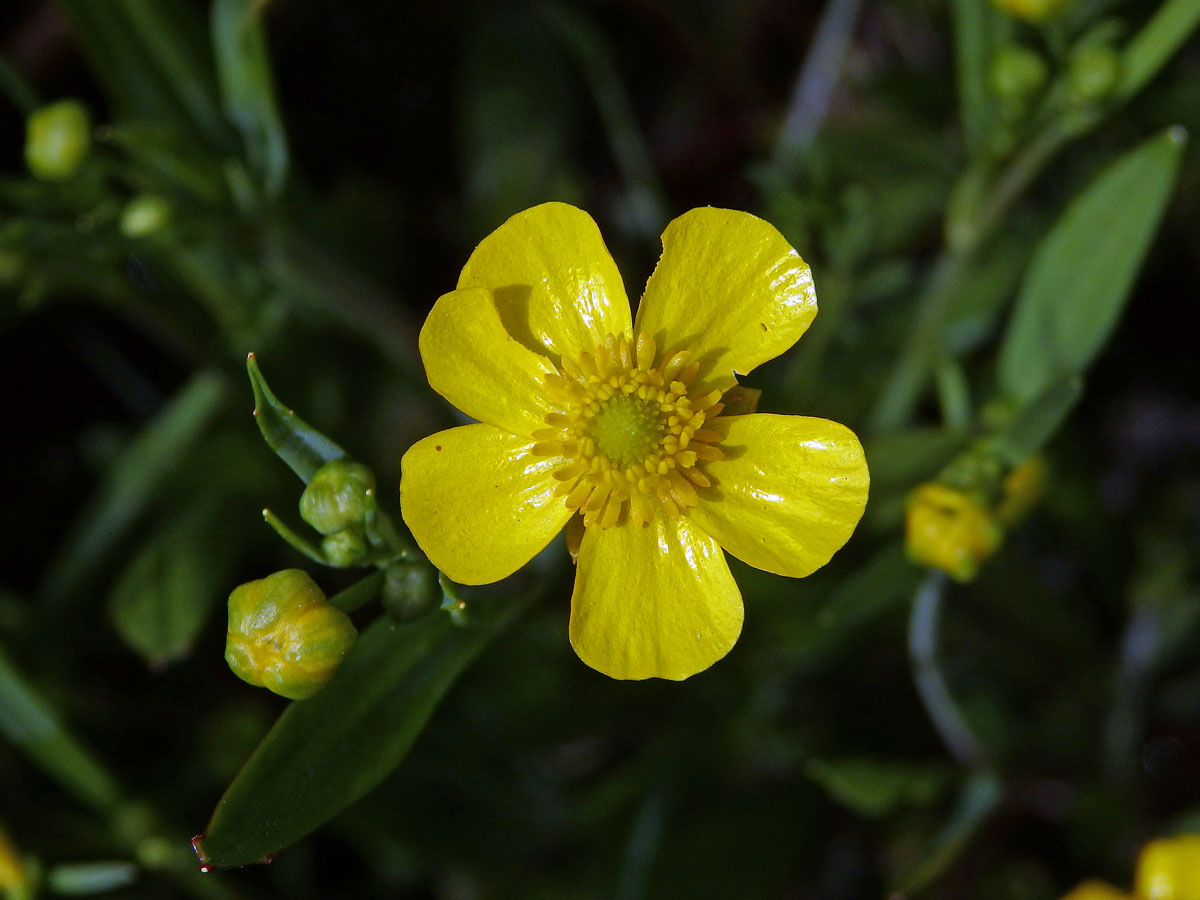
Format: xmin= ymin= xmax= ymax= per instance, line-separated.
xmin=25 ymin=100 xmax=92 ymax=181
xmin=120 ymin=193 xmax=172 ymax=238
xmin=0 ymin=825 xmax=31 ymax=894
xmin=1061 ymin=881 xmax=1133 ymax=900
xmin=299 ymin=459 xmax=376 ymax=535
xmin=1135 ymin=835 xmax=1200 ymax=900
xmin=995 ymin=455 xmax=1048 ymax=526
xmin=990 ymin=0 xmax=1072 ymax=23
xmin=225 ymin=569 xmax=357 ymax=700
xmin=905 ymin=483 xmax=1004 ymax=582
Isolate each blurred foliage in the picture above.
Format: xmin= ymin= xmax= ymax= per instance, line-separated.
xmin=2 ymin=0 xmax=1200 ymax=898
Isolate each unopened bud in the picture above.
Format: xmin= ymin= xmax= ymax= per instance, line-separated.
xmin=225 ymin=569 xmax=356 ymax=700
xmin=1069 ymin=45 xmax=1121 ymax=103
xmin=321 ymin=528 xmax=369 ymax=568
xmin=25 ymin=100 xmax=92 ymax=181
xmin=382 ymin=561 xmax=440 ymax=622
xmin=905 ymin=483 xmax=1004 ymax=583
xmin=299 ymin=459 xmax=376 ymax=535
xmin=990 ymin=45 xmax=1047 ymax=102
xmin=120 ymin=193 xmax=172 ymax=238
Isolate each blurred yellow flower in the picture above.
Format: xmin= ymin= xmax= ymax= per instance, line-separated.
xmin=401 ymin=203 xmax=869 ymax=680
xmin=0 ymin=825 xmax=30 ymax=895
xmin=1062 ymin=881 xmax=1133 ymax=900
xmin=905 ymin=482 xmax=1004 ymax=582
xmin=1135 ymin=835 xmax=1200 ymax=900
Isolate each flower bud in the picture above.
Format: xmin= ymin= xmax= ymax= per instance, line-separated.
xmin=299 ymin=459 xmax=376 ymax=535
xmin=990 ymin=45 xmax=1048 ymax=103
xmin=995 ymin=455 xmax=1048 ymax=526
xmin=321 ymin=527 xmax=369 ymax=568
xmin=1135 ymin=835 xmax=1200 ymax=900
xmin=905 ymin=483 xmax=1004 ymax=582
xmin=1069 ymin=45 xmax=1121 ymax=103
xmin=382 ymin=561 xmax=440 ymax=622
xmin=990 ymin=0 xmax=1072 ymax=23
xmin=120 ymin=193 xmax=172 ymax=238
xmin=225 ymin=569 xmax=357 ymax=700
xmin=25 ymin=100 xmax=92 ymax=181
xmin=0 ymin=824 xmax=31 ymax=895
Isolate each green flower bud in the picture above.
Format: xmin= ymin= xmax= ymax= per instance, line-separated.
xmin=225 ymin=569 xmax=357 ymax=700
xmin=299 ymin=459 xmax=376 ymax=535
xmin=382 ymin=561 xmax=440 ymax=622
xmin=1069 ymin=45 xmax=1121 ymax=103
xmin=321 ymin=528 xmax=369 ymax=568
xmin=25 ymin=100 xmax=92 ymax=181
xmin=989 ymin=45 xmax=1047 ymax=103
xmin=120 ymin=193 xmax=172 ymax=238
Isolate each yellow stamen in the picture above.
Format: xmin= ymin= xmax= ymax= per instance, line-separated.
xmin=536 ymin=331 xmax=729 ymax=530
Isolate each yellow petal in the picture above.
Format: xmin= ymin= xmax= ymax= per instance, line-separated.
xmin=1135 ymin=835 xmax=1200 ymax=900
xmin=400 ymin=424 xmax=572 ymax=585
xmin=689 ymin=414 xmax=869 ymax=578
xmin=634 ymin=208 xmax=816 ymax=389
xmin=1061 ymin=882 xmax=1133 ymax=900
xmin=419 ymin=287 xmax=557 ymax=435
xmin=569 ymin=514 xmax=743 ymax=680
xmin=457 ymin=202 xmax=632 ymax=360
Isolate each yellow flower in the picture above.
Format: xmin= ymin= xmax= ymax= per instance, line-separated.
xmin=0 ymin=825 xmax=31 ymax=894
xmin=1135 ymin=835 xmax=1200 ymax=900
xmin=905 ymin=483 xmax=1004 ymax=582
xmin=400 ymin=203 xmax=869 ymax=680
xmin=1061 ymin=881 xmax=1133 ymax=900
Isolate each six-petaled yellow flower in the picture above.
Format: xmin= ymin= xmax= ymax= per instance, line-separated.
xmin=400 ymin=203 xmax=869 ymax=680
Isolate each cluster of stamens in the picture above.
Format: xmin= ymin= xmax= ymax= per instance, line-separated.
xmin=531 ymin=331 xmax=727 ymax=529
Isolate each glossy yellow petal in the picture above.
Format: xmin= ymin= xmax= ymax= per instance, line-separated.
xmin=634 ymin=208 xmax=816 ymax=389
xmin=457 ymin=202 xmax=632 ymax=360
xmin=689 ymin=414 xmax=868 ymax=578
xmin=400 ymin=424 xmax=573 ymax=585
xmin=419 ymin=287 xmax=557 ymax=435
xmin=569 ymin=513 xmax=742 ymax=680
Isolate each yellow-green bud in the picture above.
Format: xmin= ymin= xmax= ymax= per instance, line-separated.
xmin=299 ymin=459 xmax=376 ymax=535
xmin=25 ymin=100 xmax=92 ymax=181
xmin=1069 ymin=45 xmax=1121 ymax=103
xmin=321 ymin=528 xmax=369 ymax=568
xmin=990 ymin=45 xmax=1048 ymax=102
xmin=382 ymin=561 xmax=440 ymax=622
xmin=225 ymin=569 xmax=357 ymax=700
xmin=120 ymin=194 xmax=172 ymax=238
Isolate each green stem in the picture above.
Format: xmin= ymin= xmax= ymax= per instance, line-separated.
xmin=261 ymin=508 xmax=326 ymax=564
xmin=908 ymin=572 xmax=988 ymax=767
xmin=328 ymin=570 xmax=385 ymax=615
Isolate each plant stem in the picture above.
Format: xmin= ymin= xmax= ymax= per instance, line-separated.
xmin=908 ymin=572 xmax=987 ymax=768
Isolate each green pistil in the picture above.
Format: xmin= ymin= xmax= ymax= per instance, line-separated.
xmin=588 ymin=394 xmax=661 ymax=469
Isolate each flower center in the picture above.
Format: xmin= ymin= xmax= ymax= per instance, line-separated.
xmin=587 ymin=394 xmax=662 ymax=469
xmin=531 ymin=331 xmax=727 ymax=530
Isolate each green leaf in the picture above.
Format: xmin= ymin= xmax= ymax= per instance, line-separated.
xmin=0 ymin=642 xmax=123 ymax=814
xmin=194 ymin=598 xmax=527 ymax=867
xmin=40 ymin=371 xmax=229 ymax=603
xmin=246 ymin=353 xmax=346 ymax=483
xmin=997 ymin=127 xmax=1186 ymax=405
xmin=863 ymin=429 xmax=970 ymax=494
xmin=806 ymin=757 xmax=948 ymax=818
xmin=1118 ymin=0 xmax=1200 ymax=101
xmin=107 ymin=500 xmax=234 ymax=666
xmin=211 ymin=0 xmax=290 ymax=200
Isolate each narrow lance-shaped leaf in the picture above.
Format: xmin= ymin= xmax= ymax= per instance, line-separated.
xmin=194 ymin=597 xmax=527 ymax=867
xmin=40 ymin=370 xmax=229 ymax=603
xmin=0 ymin=642 xmax=124 ymax=814
xmin=212 ymin=0 xmax=290 ymax=200
xmin=997 ymin=127 xmax=1186 ymax=405
xmin=246 ymin=353 xmax=346 ymax=483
